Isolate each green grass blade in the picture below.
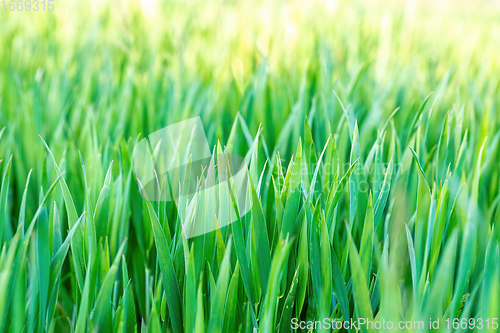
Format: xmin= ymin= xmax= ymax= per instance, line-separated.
xmin=138 ymin=180 xmax=183 ymax=333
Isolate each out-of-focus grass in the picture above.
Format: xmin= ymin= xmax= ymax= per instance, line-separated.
xmin=1 ymin=0 xmax=500 ymax=332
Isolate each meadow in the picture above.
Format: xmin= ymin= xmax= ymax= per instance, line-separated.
xmin=1 ymin=0 xmax=500 ymax=332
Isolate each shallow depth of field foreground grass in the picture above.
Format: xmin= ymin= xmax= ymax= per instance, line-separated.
xmin=1 ymin=0 xmax=500 ymax=332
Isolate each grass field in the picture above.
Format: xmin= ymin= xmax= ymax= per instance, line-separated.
xmin=1 ymin=0 xmax=500 ymax=332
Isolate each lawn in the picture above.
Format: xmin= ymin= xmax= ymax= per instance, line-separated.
xmin=0 ymin=0 xmax=500 ymax=332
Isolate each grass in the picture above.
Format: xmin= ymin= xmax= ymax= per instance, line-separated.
xmin=1 ymin=0 xmax=500 ymax=332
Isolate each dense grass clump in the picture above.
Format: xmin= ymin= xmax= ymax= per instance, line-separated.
xmin=1 ymin=0 xmax=500 ymax=332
